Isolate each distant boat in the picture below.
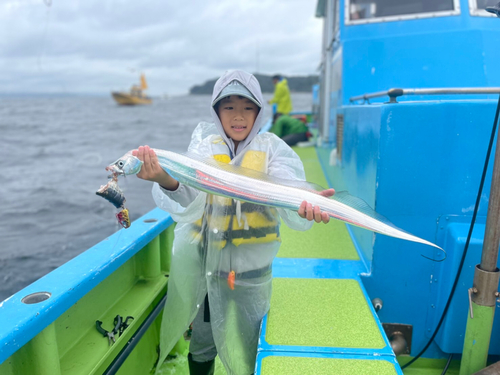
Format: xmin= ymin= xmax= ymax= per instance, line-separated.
xmin=112 ymin=73 xmax=152 ymax=105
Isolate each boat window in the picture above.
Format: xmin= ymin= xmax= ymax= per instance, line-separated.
xmin=476 ymin=0 xmax=497 ymax=8
xmin=471 ymin=0 xmax=499 ymax=17
xmin=347 ymin=0 xmax=458 ymax=24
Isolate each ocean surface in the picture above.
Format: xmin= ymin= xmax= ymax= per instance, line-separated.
xmin=0 ymin=92 xmax=312 ymax=301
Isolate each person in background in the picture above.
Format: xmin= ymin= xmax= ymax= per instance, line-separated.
xmin=269 ymin=113 xmax=309 ymax=146
xmin=268 ymin=74 xmax=292 ymax=115
xmin=132 ymin=70 xmax=333 ymax=375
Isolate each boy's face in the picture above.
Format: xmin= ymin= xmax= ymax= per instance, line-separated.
xmin=216 ymin=95 xmax=259 ymax=149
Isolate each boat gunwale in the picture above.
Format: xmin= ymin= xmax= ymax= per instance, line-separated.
xmin=0 ymin=208 xmax=173 ymax=365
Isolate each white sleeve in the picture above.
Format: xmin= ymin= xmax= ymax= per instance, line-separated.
xmin=157 ymin=183 xmax=200 ymax=208
xmin=152 ymin=182 xmax=207 ymax=223
xmin=266 ymin=135 xmax=314 ymax=231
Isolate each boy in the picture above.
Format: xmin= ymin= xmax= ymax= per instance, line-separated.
xmin=133 ymin=70 xmax=333 ymax=375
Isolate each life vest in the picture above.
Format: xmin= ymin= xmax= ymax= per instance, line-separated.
xmin=191 ymin=139 xmax=281 ymax=249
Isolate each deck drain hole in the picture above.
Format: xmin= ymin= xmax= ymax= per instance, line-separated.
xmin=144 ymin=218 xmax=158 ymax=223
xmin=22 ymin=292 xmax=52 ymax=304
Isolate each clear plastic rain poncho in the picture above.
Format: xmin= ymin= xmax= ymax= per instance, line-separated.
xmin=152 ymin=70 xmax=312 ymax=375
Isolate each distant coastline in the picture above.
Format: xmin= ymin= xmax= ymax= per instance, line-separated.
xmin=0 ymin=74 xmax=319 ymax=97
xmin=189 ymin=73 xmax=319 ymax=95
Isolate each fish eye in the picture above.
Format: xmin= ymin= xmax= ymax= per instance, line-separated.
xmin=117 ymin=161 xmax=124 ymax=167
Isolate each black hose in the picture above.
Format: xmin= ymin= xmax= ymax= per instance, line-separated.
xmin=103 ymin=292 xmax=167 ymax=375
xmin=402 ymin=95 xmax=500 ymax=370
xmin=440 ymin=353 xmax=454 ymax=375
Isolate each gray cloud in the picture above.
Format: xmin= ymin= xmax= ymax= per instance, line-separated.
xmin=1 ymin=0 xmax=322 ymax=95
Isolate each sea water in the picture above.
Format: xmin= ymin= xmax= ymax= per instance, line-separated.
xmin=0 ymin=92 xmax=312 ymax=301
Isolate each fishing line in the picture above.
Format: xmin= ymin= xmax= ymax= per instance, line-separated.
xmin=108 ymin=227 xmax=125 ymax=255
xmin=402 ymin=94 xmax=500 ymax=370
xmin=37 ymin=0 xmax=52 ymax=71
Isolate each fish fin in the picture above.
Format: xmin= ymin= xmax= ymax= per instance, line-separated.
xmin=182 ymin=152 xmax=327 ymax=193
xmin=331 ymin=191 xmax=394 ymax=226
xmin=333 ymin=191 xmax=446 ymax=260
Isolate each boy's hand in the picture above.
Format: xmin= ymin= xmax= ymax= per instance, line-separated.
xmin=298 ymin=188 xmax=335 ymax=224
xmin=132 ymin=145 xmax=179 ymax=190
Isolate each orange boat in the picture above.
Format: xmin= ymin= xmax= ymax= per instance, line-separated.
xmin=112 ymin=73 xmax=152 ymax=105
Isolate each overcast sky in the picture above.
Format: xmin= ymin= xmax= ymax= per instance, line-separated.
xmin=0 ymin=0 xmax=323 ymax=96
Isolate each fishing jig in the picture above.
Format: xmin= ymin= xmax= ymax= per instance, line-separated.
xmin=116 ymin=208 xmax=131 ymax=229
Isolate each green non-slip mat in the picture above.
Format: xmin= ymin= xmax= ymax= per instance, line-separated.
xmin=278 ymin=147 xmax=359 ymax=260
xmin=292 ymin=146 xmax=329 ymax=187
xmin=266 ymin=278 xmax=385 ymax=349
xmin=261 ymin=356 xmax=398 ymax=375
xmin=277 ymin=217 xmax=359 ymax=260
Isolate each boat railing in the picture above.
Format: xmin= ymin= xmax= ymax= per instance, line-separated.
xmin=349 ymin=87 xmax=500 ymax=104
xmin=0 ymin=208 xmax=175 ymax=374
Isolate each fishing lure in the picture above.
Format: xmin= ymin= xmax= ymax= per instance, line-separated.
xmin=116 ymin=208 xmax=131 ymax=229
xmin=96 ymin=174 xmax=131 ymax=228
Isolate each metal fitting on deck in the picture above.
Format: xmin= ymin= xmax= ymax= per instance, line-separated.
xmin=389 ymin=331 xmax=408 ymax=356
xmin=471 ymin=264 xmax=500 ymax=307
xmin=372 ymin=297 xmax=383 ymax=312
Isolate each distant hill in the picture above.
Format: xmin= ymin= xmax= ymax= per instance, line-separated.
xmin=189 ymin=73 xmax=319 ymax=95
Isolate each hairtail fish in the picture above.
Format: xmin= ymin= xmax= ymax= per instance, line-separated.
xmin=105 ymin=149 xmax=444 ymax=258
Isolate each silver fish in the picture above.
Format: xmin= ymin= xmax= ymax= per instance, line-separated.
xmin=107 ymin=149 xmax=443 ymax=253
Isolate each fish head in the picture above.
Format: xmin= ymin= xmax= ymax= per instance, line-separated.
xmin=106 ymin=153 xmax=143 ymax=176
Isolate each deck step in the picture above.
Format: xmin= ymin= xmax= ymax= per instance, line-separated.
xmin=264 ymin=278 xmax=386 ymax=351
xmin=256 ymin=353 xmax=401 ymax=375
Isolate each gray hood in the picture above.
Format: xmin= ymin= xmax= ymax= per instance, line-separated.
xmin=210 ymin=70 xmax=265 ymax=157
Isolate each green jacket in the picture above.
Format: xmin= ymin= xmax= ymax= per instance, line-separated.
xmin=269 ymin=79 xmax=292 ymax=114
xmin=269 ymin=115 xmax=308 ymax=138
